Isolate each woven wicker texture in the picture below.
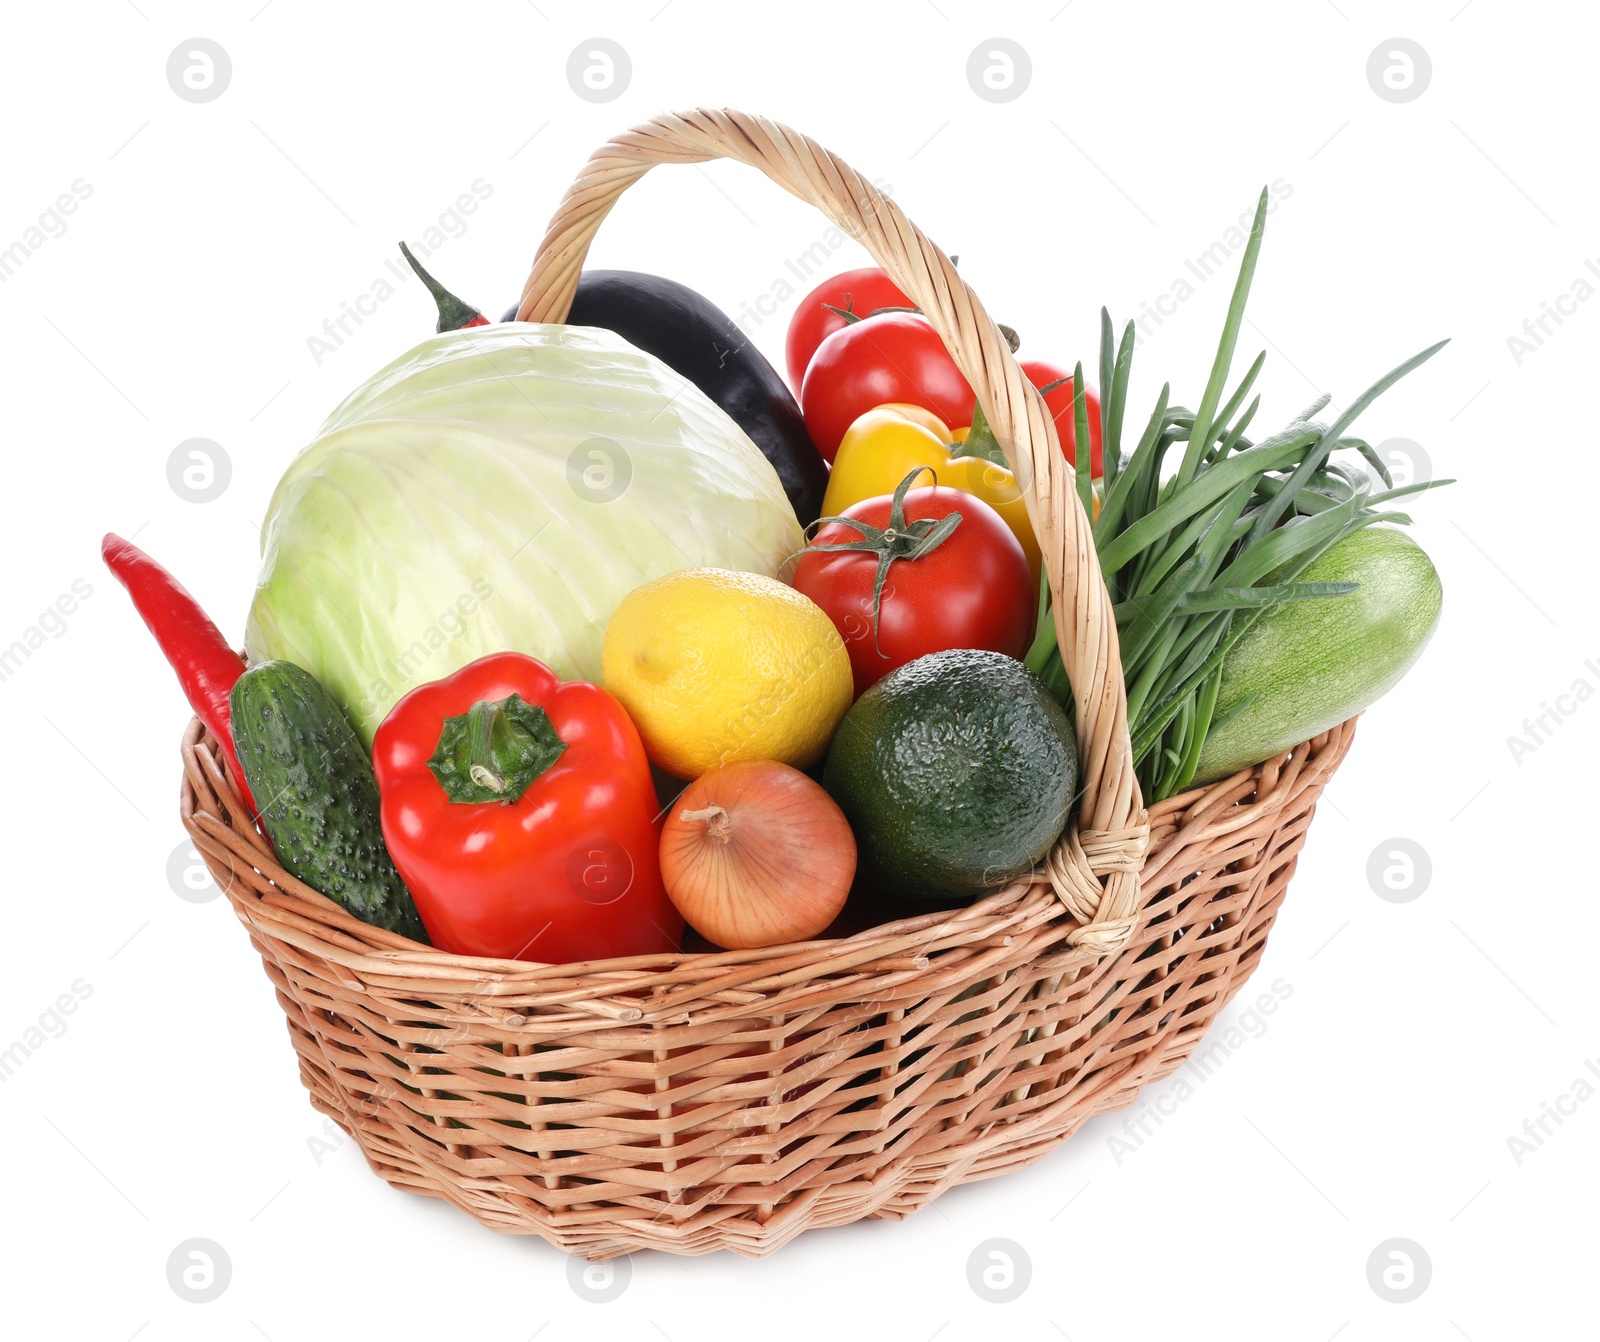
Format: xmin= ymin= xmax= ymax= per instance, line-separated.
xmin=176 ymin=111 xmax=1359 ymax=1258
xmin=181 ymin=716 xmax=1353 ymax=1258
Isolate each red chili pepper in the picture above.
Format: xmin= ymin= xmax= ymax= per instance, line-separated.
xmin=101 ymin=533 xmax=255 ymax=813
xmin=372 ymin=652 xmax=683 ymax=964
xmin=398 ymin=242 xmax=489 ymax=332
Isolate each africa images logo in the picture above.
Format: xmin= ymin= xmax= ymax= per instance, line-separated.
xmin=0 ymin=579 xmax=93 ymax=686
xmin=0 ymin=179 xmax=93 ymax=285
xmin=1 ymin=980 xmax=93 ymax=1083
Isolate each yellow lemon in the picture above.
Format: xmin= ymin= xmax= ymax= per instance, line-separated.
xmin=602 ymin=568 xmax=853 ymax=779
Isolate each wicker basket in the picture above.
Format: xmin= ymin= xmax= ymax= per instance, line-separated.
xmin=178 ymin=109 xmax=1359 ymax=1259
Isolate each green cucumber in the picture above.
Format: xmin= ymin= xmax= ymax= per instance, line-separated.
xmin=1193 ymin=527 xmax=1442 ymax=784
xmin=231 ymin=660 xmax=428 ymax=942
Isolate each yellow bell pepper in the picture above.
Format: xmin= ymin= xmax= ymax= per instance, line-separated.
xmin=821 ymin=403 xmax=1044 ymax=585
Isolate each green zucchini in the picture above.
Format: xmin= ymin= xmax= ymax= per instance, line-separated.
xmin=1193 ymin=527 xmax=1442 ymax=784
xmin=231 ymin=660 xmax=428 ymax=942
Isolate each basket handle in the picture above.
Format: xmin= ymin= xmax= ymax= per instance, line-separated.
xmin=518 ymin=109 xmax=1146 ymax=951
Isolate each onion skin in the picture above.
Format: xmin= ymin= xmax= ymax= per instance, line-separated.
xmin=659 ymin=760 xmax=856 ymax=949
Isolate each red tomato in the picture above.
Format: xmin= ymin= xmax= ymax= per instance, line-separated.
xmin=1021 ymin=359 xmax=1105 ymax=477
xmin=785 ymin=267 xmax=913 ymax=392
xmin=791 ymin=482 xmax=1033 ymax=698
xmin=800 ymin=312 xmax=976 ymax=463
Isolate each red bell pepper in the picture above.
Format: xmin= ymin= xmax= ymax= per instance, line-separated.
xmin=372 ymin=652 xmax=682 ymax=964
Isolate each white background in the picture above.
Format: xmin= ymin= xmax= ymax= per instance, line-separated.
xmin=2 ymin=1 xmax=1595 ymax=1338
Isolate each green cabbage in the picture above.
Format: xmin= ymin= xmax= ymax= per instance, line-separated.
xmin=246 ymin=324 xmax=804 ymax=741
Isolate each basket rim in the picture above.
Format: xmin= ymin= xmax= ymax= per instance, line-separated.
xmin=184 ymin=719 xmax=1076 ymax=979
xmin=180 ymin=715 xmax=1355 ymax=994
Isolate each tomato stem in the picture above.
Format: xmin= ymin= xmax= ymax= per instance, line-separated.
xmin=821 ymin=300 xmax=922 ymax=324
xmin=793 ymin=467 xmax=963 ymax=655
xmin=816 ymin=303 xmax=1020 ymax=352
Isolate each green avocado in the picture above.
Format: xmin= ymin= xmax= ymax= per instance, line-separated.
xmin=823 ymin=648 xmax=1079 ymax=900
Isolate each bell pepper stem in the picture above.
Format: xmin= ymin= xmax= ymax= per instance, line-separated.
xmin=466 ymin=700 xmax=510 ymax=793
xmin=428 ymin=693 xmax=567 ymax=805
xmin=951 ymin=401 xmax=1010 ymax=468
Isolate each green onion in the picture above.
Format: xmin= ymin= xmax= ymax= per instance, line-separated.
xmin=1032 ymin=187 xmax=1449 ymax=801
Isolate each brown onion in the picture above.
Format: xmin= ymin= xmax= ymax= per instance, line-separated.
xmin=659 ymin=760 xmax=856 ymax=949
